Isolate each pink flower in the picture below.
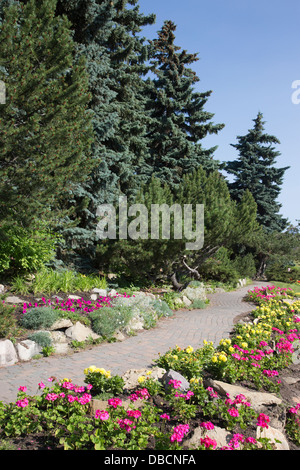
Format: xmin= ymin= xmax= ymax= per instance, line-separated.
xmin=257 ymin=413 xmax=270 ymax=429
xmin=38 ymin=382 xmax=45 ymax=389
xmin=200 ymin=436 xmax=217 ymax=449
xmin=67 ymin=394 xmax=78 ymax=403
xmin=118 ymin=418 xmax=136 ymax=432
xmin=168 ymin=379 xmax=182 ymax=389
xmin=127 ymin=409 xmax=142 ymax=419
xmin=16 ymin=398 xmax=29 ymax=408
xmin=77 ymin=393 xmax=92 ymax=405
xmin=95 ymin=410 xmax=110 ymax=420
xmin=160 ymin=413 xmax=170 ymax=420
xmin=170 ymin=424 xmax=190 ymax=443
xmin=45 ymin=393 xmax=59 ymax=401
xmin=18 ymin=386 xmax=27 ymax=392
xmin=108 ymin=397 xmax=123 ymax=408
xmin=227 ymin=407 xmax=239 ymax=417
xmin=245 ymin=436 xmax=257 ymax=445
xmin=200 ymin=421 xmax=214 ymax=430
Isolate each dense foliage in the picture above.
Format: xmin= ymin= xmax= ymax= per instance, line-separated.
xmin=0 ymin=0 xmax=296 ymax=287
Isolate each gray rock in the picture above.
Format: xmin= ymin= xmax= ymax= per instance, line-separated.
xmin=256 ymin=426 xmax=290 ymax=450
xmin=92 ymin=288 xmax=107 ymax=297
xmin=181 ymin=296 xmax=192 ymax=307
xmin=181 ymin=286 xmax=206 ymax=302
xmin=162 ymin=370 xmax=190 ymax=392
xmin=49 ymin=318 xmax=73 ymax=330
xmin=16 ymin=340 xmax=41 ymax=362
xmin=204 ymin=378 xmax=282 ymax=412
xmin=49 ymin=331 xmax=68 ymax=344
xmin=4 ymin=296 xmax=24 ymax=304
xmin=65 ymin=321 xmax=100 ymax=342
xmin=122 ymin=367 xmax=166 ymax=391
xmin=0 ymin=339 xmax=18 ymax=366
xmin=185 ymin=425 xmax=232 ymax=450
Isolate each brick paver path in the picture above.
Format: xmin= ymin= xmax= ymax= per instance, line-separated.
xmin=0 ymin=282 xmax=265 ymax=404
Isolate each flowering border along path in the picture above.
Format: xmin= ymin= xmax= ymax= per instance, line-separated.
xmin=0 ymin=285 xmax=299 ymax=450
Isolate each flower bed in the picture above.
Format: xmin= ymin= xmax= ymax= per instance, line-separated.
xmin=0 ymin=288 xmax=299 ymax=450
xmin=244 ymin=284 xmax=296 ymax=304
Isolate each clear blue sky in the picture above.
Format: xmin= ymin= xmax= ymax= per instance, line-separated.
xmin=138 ymin=0 xmax=300 ymax=227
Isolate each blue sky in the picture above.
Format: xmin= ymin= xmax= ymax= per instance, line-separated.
xmin=138 ymin=0 xmax=300 ymax=227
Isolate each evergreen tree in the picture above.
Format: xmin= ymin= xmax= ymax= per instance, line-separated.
xmin=0 ymin=0 xmax=94 ymax=229
xmin=54 ymin=0 xmax=156 ymax=265
xmin=224 ymin=112 xmax=289 ymax=232
xmin=144 ymin=20 xmax=224 ymax=188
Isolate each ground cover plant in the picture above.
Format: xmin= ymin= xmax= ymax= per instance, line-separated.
xmin=0 ymin=286 xmax=299 ymax=450
xmin=0 ymin=286 xmax=175 ymax=350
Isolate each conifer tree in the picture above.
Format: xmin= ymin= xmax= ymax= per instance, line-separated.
xmin=54 ymin=0 xmax=156 ymax=264
xmin=225 ymin=112 xmax=289 ymax=232
xmin=0 ymin=0 xmax=94 ymax=228
xmin=144 ymin=20 xmax=224 ymax=188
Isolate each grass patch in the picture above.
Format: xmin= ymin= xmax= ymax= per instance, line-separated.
xmin=10 ymin=268 xmax=107 ymax=295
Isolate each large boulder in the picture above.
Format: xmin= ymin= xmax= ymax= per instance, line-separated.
xmin=185 ymin=425 xmax=233 ymax=450
xmin=0 ymin=339 xmax=18 ymax=366
xmin=162 ymin=369 xmax=190 ymax=392
xmin=204 ymin=378 xmax=282 ymax=413
xmin=122 ymin=367 xmax=166 ymax=391
xmin=16 ymin=340 xmax=41 ymax=362
xmin=181 ymin=285 xmax=206 ymax=302
xmin=65 ymin=321 xmax=100 ymax=342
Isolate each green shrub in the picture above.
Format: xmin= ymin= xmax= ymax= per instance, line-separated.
xmin=0 ymin=225 xmax=58 ymax=275
xmin=11 ymin=268 xmax=107 ymax=295
xmin=89 ymin=306 xmax=133 ymax=338
xmin=151 ymin=299 xmax=174 ymax=317
xmin=232 ymin=253 xmax=256 ymax=278
xmin=28 ymin=331 xmax=52 ymax=348
xmin=0 ymin=302 xmax=21 ymax=338
xmin=265 ymin=262 xmax=298 ymax=283
xmin=190 ymin=299 xmax=206 ymax=309
xmin=200 ymin=248 xmax=240 ymax=284
xmin=20 ymin=306 xmax=59 ymax=330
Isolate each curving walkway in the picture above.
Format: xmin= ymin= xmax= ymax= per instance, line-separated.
xmin=0 ymin=282 xmax=265 ymax=404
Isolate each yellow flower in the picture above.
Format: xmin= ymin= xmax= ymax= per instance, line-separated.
xmin=212 ymin=356 xmax=218 ymax=363
xmin=84 ymin=365 xmax=97 ymax=374
xmin=146 ymin=370 xmax=152 ymax=375
xmin=228 ymin=346 xmax=234 ymax=353
xmin=241 ymin=342 xmax=248 ymax=349
xmin=186 ymin=346 xmax=194 ymax=354
xmin=219 ymin=354 xmax=227 ymax=362
xmin=138 ymin=376 xmax=146 ymax=383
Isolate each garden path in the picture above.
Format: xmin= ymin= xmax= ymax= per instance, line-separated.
xmin=0 ymin=281 xmax=266 ymax=404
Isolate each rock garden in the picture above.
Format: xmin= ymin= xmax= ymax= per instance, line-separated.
xmin=0 ymin=283 xmax=300 ymax=451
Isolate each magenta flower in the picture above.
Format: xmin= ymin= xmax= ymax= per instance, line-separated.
xmin=108 ymin=397 xmax=123 ymax=408
xmin=200 ymin=436 xmax=217 ymax=449
xmin=257 ymin=413 xmax=270 ymax=428
xmin=95 ymin=410 xmax=110 ymax=420
xmin=127 ymin=409 xmax=142 ymax=418
xmin=160 ymin=413 xmax=170 ymax=420
xmin=18 ymin=386 xmax=27 ymax=392
xmin=200 ymin=421 xmax=214 ymax=430
xmin=227 ymin=407 xmax=239 ymax=417
xmin=16 ymin=398 xmax=29 ymax=408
